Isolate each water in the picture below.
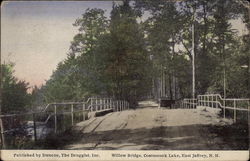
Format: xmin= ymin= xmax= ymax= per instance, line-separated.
xmin=26 ymin=121 xmax=54 ymax=140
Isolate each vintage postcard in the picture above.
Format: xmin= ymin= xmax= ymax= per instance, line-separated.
xmin=0 ymin=0 xmax=249 ymax=161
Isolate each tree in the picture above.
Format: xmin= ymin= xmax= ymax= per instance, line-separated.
xmin=43 ymin=8 xmax=109 ymax=102
xmin=206 ymin=0 xmax=240 ymax=97
xmin=136 ymin=0 xmax=191 ymax=99
xmin=97 ymin=0 xmax=152 ymax=105
xmin=1 ymin=63 xmax=31 ymax=113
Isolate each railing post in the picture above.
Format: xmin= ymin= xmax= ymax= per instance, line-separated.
xmin=195 ymin=99 xmax=196 ymax=108
xmin=109 ymin=98 xmax=113 ymax=109
xmin=208 ymin=95 xmax=210 ymax=107
xmin=192 ymin=99 xmax=194 ymax=109
xmin=103 ymin=98 xmax=105 ymax=110
xmin=0 ymin=116 xmax=6 ymax=149
xmin=33 ymin=113 xmax=37 ymax=141
xmin=212 ymin=96 xmax=214 ymax=108
xmin=99 ymin=98 xmax=101 ymax=110
xmin=108 ymin=99 xmax=110 ymax=109
xmin=96 ymin=98 xmax=98 ymax=111
xmin=234 ymin=100 xmax=236 ymax=123
xmin=107 ymin=99 xmax=109 ymax=109
xmin=104 ymin=98 xmax=106 ymax=110
xmin=90 ymin=98 xmax=93 ymax=112
xmin=194 ymin=99 xmax=196 ymax=108
xmin=54 ymin=104 xmax=57 ymax=133
xmin=223 ymin=98 xmax=226 ymax=119
xmin=106 ymin=98 xmax=108 ymax=109
xmin=104 ymin=98 xmax=106 ymax=109
xmin=117 ymin=100 xmax=119 ymax=111
xmin=71 ymin=104 xmax=74 ymax=126
xmin=111 ymin=99 xmax=112 ymax=109
xmin=192 ymin=99 xmax=193 ymax=109
xmin=107 ymin=98 xmax=109 ymax=109
xmin=82 ymin=103 xmax=85 ymax=121
xmin=216 ymin=95 xmax=218 ymax=108
xmin=198 ymin=96 xmax=200 ymax=107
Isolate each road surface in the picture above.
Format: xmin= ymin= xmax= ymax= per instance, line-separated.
xmin=58 ymin=100 xmax=248 ymax=150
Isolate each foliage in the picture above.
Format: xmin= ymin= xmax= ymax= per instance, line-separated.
xmin=39 ymin=0 xmax=249 ymax=107
xmin=1 ymin=63 xmax=31 ymax=113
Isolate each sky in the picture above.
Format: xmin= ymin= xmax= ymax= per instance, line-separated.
xmin=1 ymin=1 xmax=247 ymax=89
xmin=1 ymin=1 xmax=113 ymax=88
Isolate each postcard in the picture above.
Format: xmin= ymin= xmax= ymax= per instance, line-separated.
xmin=1 ymin=0 xmax=249 ymax=161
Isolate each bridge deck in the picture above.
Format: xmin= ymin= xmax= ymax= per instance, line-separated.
xmin=56 ymin=100 xmax=248 ymax=150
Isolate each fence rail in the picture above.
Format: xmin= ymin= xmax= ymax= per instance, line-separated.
xmin=182 ymin=98 xmax=197 ymax=109
xmin=197 ymin=94 xmax=249 ymax=122
xmin=182 ymin=94 xmax=249 ymax=123
xmin=0 ymin=97 xmax=129 ymax=148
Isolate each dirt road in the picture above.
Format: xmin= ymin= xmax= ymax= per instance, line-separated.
xmin=60 ymin=100 xmax=248 ymax=150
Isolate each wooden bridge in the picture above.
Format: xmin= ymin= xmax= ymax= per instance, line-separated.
xmin=0 ymin=94 xmax=249 ymax=149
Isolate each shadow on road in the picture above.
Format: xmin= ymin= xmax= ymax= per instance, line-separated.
xmin=38 ymin=122 xmax=248 ymax=150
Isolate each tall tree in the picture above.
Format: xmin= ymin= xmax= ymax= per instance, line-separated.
xmin=98 ymin=0 xmax=151 ymax=104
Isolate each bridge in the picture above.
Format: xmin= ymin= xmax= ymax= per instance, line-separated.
xmin=0 ymin=94 xmax=249 ymax=149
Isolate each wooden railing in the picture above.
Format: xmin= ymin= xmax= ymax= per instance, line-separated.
xmin=197 ymin=94 xmax=249 ymax=122
xmin=182 ymin=98 xmax=197 ymax=109
xmin=182 ymin=94 xmax=249 ymax=123
xmin=0 ymin=97 xmax=129 ymax=148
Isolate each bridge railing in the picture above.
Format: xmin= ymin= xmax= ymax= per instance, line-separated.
xmin=88 ymin=97 xmax=129 ymax=112
xmin=197 ymin=94 xmax=249 ymax=122
xmin=0 ymin=97 xmax=129 ymax=148
xmin=181 ymin=94 xmax=249 ymax=123
xmin=182 ymin=98 xmax=198 ymax=109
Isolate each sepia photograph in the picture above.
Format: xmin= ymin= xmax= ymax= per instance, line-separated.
xmin=0 ymin=0 xmax=249 ymax=160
